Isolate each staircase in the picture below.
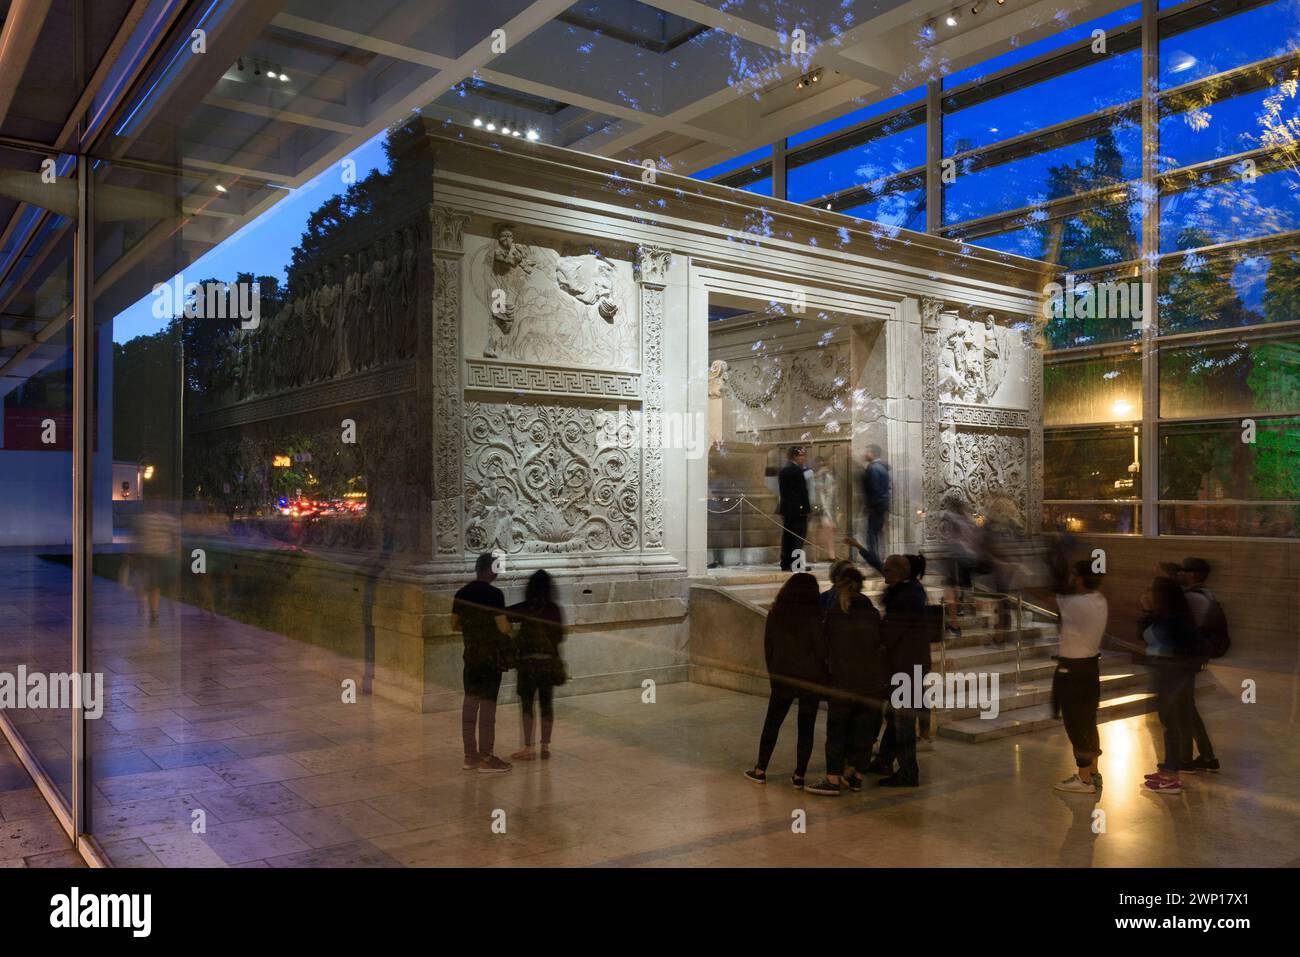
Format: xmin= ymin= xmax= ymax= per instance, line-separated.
xmin=689 ymin=570 xmax=1218 ymax=743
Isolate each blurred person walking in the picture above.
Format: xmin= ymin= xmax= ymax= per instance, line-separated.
xmin=745 ymin=573 xmax=826 ymax=789
xmin=508 ymin=569 xmax=566 ymax=762
xmin=452 ymin=553 xmax=514 ymax=773
xmin=857 ymin=445 xmax=891 ymax=574
xmin=807 ymin=566 xmax=885 ymax=796
xmin=1050 ymin=559 xmax=1108 ymax=794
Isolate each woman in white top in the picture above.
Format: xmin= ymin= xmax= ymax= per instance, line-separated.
xmin=1051 ymin=558 xmax=1108 ymax=794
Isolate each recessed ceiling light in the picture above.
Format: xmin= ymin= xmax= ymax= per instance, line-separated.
xmin=279 ymin=74 xmax=290 ymax=82
xmin=526 ymin=129 xmax=539 ymax=141
xmin=486 ymin=122 xmax=496 ymax=132
xmin=266 ymin=70 xmax=279 ymax=80
xmin=215 ymin=184 xmax=228 ymax=193
xmin=971 ymin=1 xmax=986 ymax=13
xmin=473 ymin=117 xmax=483 ymax=127
xmin=945 ymin=11 xmax=960 ymax=25
xmin=511 ymin=129 xmax=521 ymax=136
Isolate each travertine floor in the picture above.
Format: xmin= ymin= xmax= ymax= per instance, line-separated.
xmin=0 ymin=736 xmax=81 ymax=868
xmin=3 ymin=548 xmax=1299 ymax=868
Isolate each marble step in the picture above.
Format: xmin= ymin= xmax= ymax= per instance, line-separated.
xmin=937 ymin=673 xmax=1220 ymax=743
xmin=929 ymin=667 xmax=1152 ymax=721
xmin=941 ymin=635 xmax=1061 ymax=668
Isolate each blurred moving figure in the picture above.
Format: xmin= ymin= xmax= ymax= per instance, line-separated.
xmin=808 ymin=457 xmax=839 ymax=563
xmin=132 ymin=503 xmax=181 ymax=625
xmin=807 ymin=566 xmax=885 ymax=796
xmin=1050 ymin=559 xmax=1108 ymax=795
xmin=939 ymin=496 xmax=987 ymax=637
xmin=1139 ymin=577 xmax=1203 ymax=794
xmin=1179 ymin=557 xmax=1228 ymax=773
xmin=509 ymin=569 xmax=567 ymax=762
xmin=745 ymin=573 xmax=826 ymax=789
xmin=452 ymin=553 xmax=513 ymax=774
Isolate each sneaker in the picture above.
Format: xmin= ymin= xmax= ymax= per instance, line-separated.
xmin=1054 ymin=774 xmax=1096 ymax=794
xmin=1191 ymin=756 xmax=1220 ymax=773
xmin=744 ymin=767 xmax=766 ymax=784
xmin=510 ymin=747 xmax=537 ymax=761
xmin=791 ymin=774 xmax=805 ymax=790
xmin=462 ymin=754 xmax=480 ymax=770
xmin=843 ymin=772 xmax=864 ymax=792
xmin=477 ymin=755 xmax=513 ymax=773
xmin=540 ymin=746 xmax=551 ymax=760
xmin=1144 ymin=775 xmax=1182 ymax=794
xmin=805 ymin=778 xmax=842 ymax=796
xmin=878 ymin=775 xmax=919 ymax=788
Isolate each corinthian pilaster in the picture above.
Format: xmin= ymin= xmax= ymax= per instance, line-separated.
xmin=637 ymin=245 xmax=671 ymax=552
xmin=430 ymin=204 xmax=471 ymax=558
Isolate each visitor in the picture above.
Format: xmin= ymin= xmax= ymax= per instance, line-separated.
xmin=1179 ymin=557 xmax=1226 ymax=773
xmin=878 ymin=554 xmax=928 ymax=787
xmin=778 ymin=446 xmax=811 ymax=572
xmin=451 ymin=552 xmax=513 ymax=773
xmin=857 ymin=445 xmax=891 ymax=574
xmin=807 ymin=566 xmax=885 ymax=796
xmin=820 ymin=559 xmax=854 ymax=608
xmin=745 ymin=573 xmax=826 ymax=789
xmin=509 ymin=569 xmax=566 ymax=762
xmin=940 ymin=496 xmax=987 ymax=637
xmin=1139 ymin=576 xmax=1201 ymax=793
xmin=907 ymin=553 xmax=937 ymax=751
xmin=1051 ymin=559 xmax=1108 ymax=794
xmin=809 ymin=457 xmax=839 ymax=563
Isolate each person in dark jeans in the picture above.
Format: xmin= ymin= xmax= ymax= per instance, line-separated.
xmin=1050 ymin=558 xmax=1108 ymax=794
xmin=1139 ymin=576 xmax=1202 ymax=794
xmin=745 ymin=573 xmax=826 ymax=789
xmin=858 ymin=444 xmax=891 ymax=574
xmin=878 ymin=555 xmax=928 ymax=787
xmin=451 ymin=552 xmax=514 ymax=773
xmin=1179 ymin=557 xmax=1222 ymax=773
xmin=807 ymin=566 xmax=885 ymax=796
xmin=508 ymin=569 xmax=566 ymax=761
xmin=777 ymin=446 xmax=811 ymax=572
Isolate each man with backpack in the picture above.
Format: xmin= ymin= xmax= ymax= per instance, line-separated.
xmin=1179 ymin=556 xmax=1228 ymax=773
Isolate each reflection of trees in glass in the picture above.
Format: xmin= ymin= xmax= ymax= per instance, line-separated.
xmin=1045 ymin=428 xmax=1138 ymax=499
xmin=1159 ymin=228 xmax=1262 ymax=332
xmin=1262 ymin=249 xmax=1300 ymax=323
xmin=1044 ymin=129 xmax=1137 ymax=267
xmin=1259 ymin=69 xmax=1299 ymax=195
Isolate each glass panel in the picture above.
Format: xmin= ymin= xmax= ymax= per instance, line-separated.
xmin=786 ymin=125 xmax=924 ymax=204
xmin=945 ymin=51 xmax=1140 ymax=156
xmin=1159 ymin=71 xmax=1298 ymax=171
xmin=1045 ymin=425 xmax=1143 ymax=498
xmin=787 ymin=88 xmax=924 ymax=149
xmin=692 ymin=145 xmax=772 ymax=181
xmin=944 ymin=124 xmax=1142 ymax=225
xmin=1043 ymin=501 xmax=1141 ymax=534
xmin=1160 ymin=335 xmax=1300 ymax=418
xmin=1159 ymin=0 xmax=1300 ymax=88
xmin=1158 ymin=245 xmax=1300 ymax=333
xmin=961 ymin=200 xmax=1142 ymax=275
xmin=944 ymin=4 xmax=1141 ymax=89
xmin=1159 ymin=168 xmax=1300 ymax=253
xmin=1159 ymin=502 xmax=1300 ymax=536
xmin=0 ymin=147 xmax=79 ymax=809
xmin=1159 ymin=416 xmax=1300 ymax=501
xmin=841 ymin=186 xmax=926 ymax=232
xmin=1044 ymin=355 xmax=1143 ymax=425
xmin=736 ymin=176 xmax=773 ymax=197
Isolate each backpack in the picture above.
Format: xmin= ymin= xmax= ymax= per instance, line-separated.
xmin=1191 ymin=587 xmax=1231 ymax=659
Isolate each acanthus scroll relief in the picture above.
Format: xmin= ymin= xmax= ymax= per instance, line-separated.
xmin=463 ymin=402 xmax=641 ymax=555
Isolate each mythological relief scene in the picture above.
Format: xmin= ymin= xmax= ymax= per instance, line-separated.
xmin=10 ymin=0 xmax=1299 ymax=886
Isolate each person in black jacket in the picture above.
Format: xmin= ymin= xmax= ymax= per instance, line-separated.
xmin=807 ymin=566 xmax=885 ymax=796
xmin=857 ymin=445 xmax=891 ymax=574
xmin=508 ymin=569 xmax=566 ymax=761
xmin=745 ymin=573 xmax=825 ymax=789
xmin=878 ymin=555 xmax=928 ymax=787
xmin=1139 ymin=576 xmax=1202 ymax=794
xmin=777 ymin=447 xmax=811 ymax=572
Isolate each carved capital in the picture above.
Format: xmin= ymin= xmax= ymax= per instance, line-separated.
xmin=920 ymin=297 xmax=947 ymax=330
xmin=429 ymin=205 xmax=471 ymax=253
xmin=636 ymin=245 xmax=672 ymax=288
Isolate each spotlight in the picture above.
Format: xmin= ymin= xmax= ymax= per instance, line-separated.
xmin=266 ymin=70 xmax=279 ymax=80
xmin=473 ymin=117 xmax=483 ymax=127
xmin=996 ymin=0 xmax=1005 ymax=4
xmin=215 ymin=184 xmax=228 ymax=193
xmin=526 ymin=129 xmax=539 ymax=141
xmin=280 ymin=73 xmax=290 ymax=82
xmin=501 ymin=126 xmax=511 ymax=135
xmin=810 ymin=69 xmax=820 ymax=83
xmin=971 ymin=0 xmax=986 ymax=13
xmin=511 ymin=129 xmax=521 ymax=136
xmin=945 ymin=11 xmax=960 ymax=25
xmin=796 ymin=79 xmax=804 ymax=89
xmin=486 ymin=122 xmax=496 ymax=132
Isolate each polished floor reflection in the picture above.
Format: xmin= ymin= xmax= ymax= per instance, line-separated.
xmin=6 ymin=549 xmax=1297 ymax=867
